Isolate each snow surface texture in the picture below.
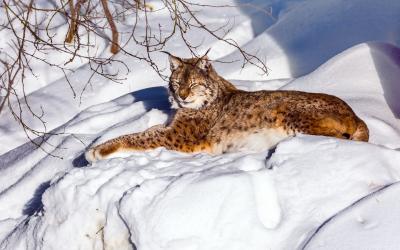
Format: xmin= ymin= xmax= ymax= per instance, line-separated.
xmin=1 ymin=0 xmax=400 ymax=249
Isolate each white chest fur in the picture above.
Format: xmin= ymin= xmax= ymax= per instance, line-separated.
xmin=212 ymin=128 xmax=291 ymax=154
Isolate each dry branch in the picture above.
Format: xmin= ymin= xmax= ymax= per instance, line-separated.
xmin=65 ymin=0 xmax=87 ymax=43
xmin=100 ymin=0 xmax=119 ymax=54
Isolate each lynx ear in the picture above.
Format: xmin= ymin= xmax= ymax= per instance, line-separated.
xmin=196 ymin=48 xmax=212 ymax=71
xmin=197 ymin=56 xmax=212 ymax=72
xmin=169 ymin=54 xmax=182 ymax=71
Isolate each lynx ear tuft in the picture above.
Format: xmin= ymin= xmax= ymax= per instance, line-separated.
xmin=161 ymin=51 xmax=182 ymax=71
xmin=197 ymin=56 xmax=212 ymax=72
xmin=169 ymin=54 xmax=182 ymax=71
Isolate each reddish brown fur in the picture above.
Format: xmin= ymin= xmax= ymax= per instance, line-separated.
xmin=85 ymin=55 xmax=369 ymax=162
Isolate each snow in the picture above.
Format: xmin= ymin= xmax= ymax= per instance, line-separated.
xmin=2 ymin=136 xmax=400 ymax=249
xmin=1 ymin=0 xmax=400 ymax=249
xmin=305 ymin=182 xmax=400 ymax=249
xmin=217 ymin=0 xmax=400 ymax=80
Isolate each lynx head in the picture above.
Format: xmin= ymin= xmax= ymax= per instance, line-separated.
xmin=167 ymin=54 xmax=219 ymax=109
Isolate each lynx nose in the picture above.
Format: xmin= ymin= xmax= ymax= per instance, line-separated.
xmin=179 ymin=88 xmax=190 ymax=100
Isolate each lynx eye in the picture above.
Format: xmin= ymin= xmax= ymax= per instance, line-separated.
xmin=171 ymin=81 xmax=179 ymax=88
xmin=189 ymin=83 xmax=199 ymax=89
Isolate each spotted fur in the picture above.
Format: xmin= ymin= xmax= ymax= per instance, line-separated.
xmin=85 ymin=54 xmax=369 ymax=162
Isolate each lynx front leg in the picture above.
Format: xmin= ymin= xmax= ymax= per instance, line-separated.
xmin=85 ymin=125 xmax=211 ymax=162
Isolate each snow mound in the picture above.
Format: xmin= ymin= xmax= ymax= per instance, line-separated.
xmin=122 ymin=137 xmax=400 ymax=250
xmin=1 ymin=40 xmax=400 ymax=250
xmin=1 ymin=0 xmax=400 ymax=249
xmin=305 ymin=182 xmax=400 ymax=250
xmin=218 ymin=0 xmax=400 ymax=80
xmin=2 ymin=136 xmax=400 ymax=250
xmin=1 ymin=39 xmax=400 ymax=250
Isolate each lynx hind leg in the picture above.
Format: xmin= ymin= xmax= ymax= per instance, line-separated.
xmin=309 ymin=115 xmax=370 ymax=142
xmin=350 ymin=119 xmax=369 ymax=142
xmin=301 ymin=116 xmax=357 ymax=140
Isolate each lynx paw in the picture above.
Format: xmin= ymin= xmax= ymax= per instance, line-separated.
xmin=85 ymin=148 xmax=103 ymax=163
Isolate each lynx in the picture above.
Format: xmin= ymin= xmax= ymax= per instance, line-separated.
xmin=85 ymin=54 xmax=369 ymax=162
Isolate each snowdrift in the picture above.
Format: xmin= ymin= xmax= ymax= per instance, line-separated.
xmin=217 ymin=0 xmax=400 ymax=80
xmin=1 ymin=41 xmax=400 ymax=249
xmin=3 ymin=136 xmax=400 ymax=250
xmin=1 ymin=0 xmax=400 ymax=249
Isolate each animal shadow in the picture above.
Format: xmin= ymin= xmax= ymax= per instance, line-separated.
xmin=23 ymin=181 xmax=51 ymax=216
